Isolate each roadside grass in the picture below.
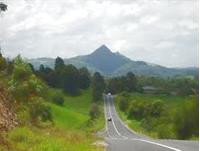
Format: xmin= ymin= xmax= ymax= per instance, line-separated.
xmin=115 ymin=93 xmax=198 ymax=139
xmin=2 ymin=88 xmax=105 ymax=151
xmin=5 ymin=127 xmax=103 ymax=151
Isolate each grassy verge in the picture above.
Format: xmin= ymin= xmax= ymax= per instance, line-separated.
xmin=2 ymin=88 xmax=105 ymax=151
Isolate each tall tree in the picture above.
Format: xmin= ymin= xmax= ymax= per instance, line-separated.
xmin=61 ymin=64 xmax=80 ymax=95
xmin=125 ymin=72 xmax=137 ymax=92
xmin=92 ymin=72 xmax=105 ymax=101
xmin=55 ymin=57 xmax=65 ymax=71
xmin=78 ymin=67 xmax=90 ymax=89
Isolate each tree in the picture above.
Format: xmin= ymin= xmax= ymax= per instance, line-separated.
xmin=78 ymin=67 xmax=90 ymax=89
xmin=12 ymin=55 xmax=32 ymax=81
xmin=55 ymin=57 xmax=65 ymax=71
xmin=89 ymin=103 xmax=100 ymax=120
xmin=92 ymin=72 xmax=105 ymax=101
xmin=125 ymin=72 xmax=137 ymax=92
xmin=39 ymin=64 xmax=45 ymax=72
xmin=61 ymin=64 xmax=80 ymax=95
xmin=28 ymin=63 xmax=35 ymax=73
xmin=0 ymin=2 xmax=7 ymax=12
xmin=0 ymin=52 xmax=7 ymax=70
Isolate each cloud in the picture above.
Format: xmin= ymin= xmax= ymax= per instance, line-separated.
xmin=0 ymin=0 xmax=198 ymax=67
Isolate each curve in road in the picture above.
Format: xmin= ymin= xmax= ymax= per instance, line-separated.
xmin=103 ymin=94 xmax=199 ymax=151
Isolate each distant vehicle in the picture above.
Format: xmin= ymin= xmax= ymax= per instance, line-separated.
xmin=108 ymin=93 xmax=111 ymax=96
xmin=107 ymin=117 xmax=112 ymax=121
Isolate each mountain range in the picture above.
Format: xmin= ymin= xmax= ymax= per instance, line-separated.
xmin=29 ymin=45 xmax=198 ymax=77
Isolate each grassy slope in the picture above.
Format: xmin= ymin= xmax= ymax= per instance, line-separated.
xmin=3 ymin=88 xmax=105 ymax=151
xmin=115 ymin=93 xmax=198 ymax=138
xmin=50 ymin=88 xmax=104 ymax=131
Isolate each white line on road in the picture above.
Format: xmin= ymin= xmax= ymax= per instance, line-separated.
xmin=107 ymin=96 xmax=128 ymax=139
xmin=134 ymin=139 xmax=182 ymax=151
xmin=104 ymin=96 xmax=115 ymax=140
xmin=105 ymin=94 xmax=182 ymax=151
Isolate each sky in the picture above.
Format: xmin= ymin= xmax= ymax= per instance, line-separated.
xmin=0 ymin=0 xmax=199 ymax=67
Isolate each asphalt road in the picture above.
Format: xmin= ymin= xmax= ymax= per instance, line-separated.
xmin=103 ymin=94 xmax=199 ymax=151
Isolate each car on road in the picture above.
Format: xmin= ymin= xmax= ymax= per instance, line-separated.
xmin=108 ymin=93 xmax=111 ymax=96
xmin=107 ymin=117 xmax=112 ymax=121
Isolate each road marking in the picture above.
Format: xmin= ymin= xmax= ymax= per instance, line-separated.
xmin=105 ymin=95 xmax=182 ymax=151
xmin=110 ymin=98 xmax=140 ymax=136
xmin=134 ymin=139 xmax=182 ymax=151
xmin=107 ymin=96 xmax=128 ymax=139
xmin=104 ymin=96 xmax=115 ymax=140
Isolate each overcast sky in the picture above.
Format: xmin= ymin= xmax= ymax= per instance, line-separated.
xmin=0 ymin=0 xmax=198 ymax=67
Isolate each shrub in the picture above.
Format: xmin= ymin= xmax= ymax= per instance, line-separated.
xmin=128 ymin=100 xmax=146 ymax=120
xmin=120 ymin=91 xmax=131 ymax=98
xmin=141 ymin=117 xmax=154 ymax=131
xmin=118 ymin=97 xmax=129 ymax=112
xmin=146 ymin=100 xmax=165 ymax=118
xmin=174 ymin=99 xmax=199 ymax=139
xmin=53 ymin=95 xmax=64 ymax=106
xmin=9 ymin=75 xmax=46 ymax=102
xmin=29 ymin=97 xmax=53 ymax=124
xmin=16 ymin=105 xmax=30 ymax=125
xmin=89 ymin=103 xmax=100 ymax=120
xmin=157 ymin=124 xmax=176 ymax=139
xmin=12 ymin=55 xmax=32 ymax=81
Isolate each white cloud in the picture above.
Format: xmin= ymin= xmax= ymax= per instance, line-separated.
xmin=0 ymin=0 xmax=198 ymax=67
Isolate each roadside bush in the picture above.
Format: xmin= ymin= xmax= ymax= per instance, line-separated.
xmin=53 ymin=95 xmax=64 ymax=106
xmin=8 ymin=57 xmax=46 ymax=102
xmin=146 ymin=100 xmax=165 ymax=118
xmin=9 ymin=75 xmax=46 ymax=102
xmin=120 ymin=91 xmax=131 ymax=98
xmin=29 ymin=97 xmax=53 ymax=124
xmin=128 ymin=99 xmax=165 ymax=120
xmin=89 ymin=103 xmax=100 ymax=120
xmin=128 ymin=100 xmax=146 ymax=120
xmin=12 ymin=56 xmax=32 ymax=81
xmin=174 ymin=99 xmax=199 ymax=139
xmin=16 ymin=105 xmax=30 ymax=125
xmin=118 ymin=97 xmax=129 ymax=112
xmin=141 ymin=117 xmax=155 ymax=131
xmin=157 ymin=123 xmax=176 ymax=139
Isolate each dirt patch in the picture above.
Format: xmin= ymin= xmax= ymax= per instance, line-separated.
xmin=0 ymin=87 xmax=18 ymax=131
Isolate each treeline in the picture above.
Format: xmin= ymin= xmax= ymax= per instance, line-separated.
xmin=34 ymin=57 xmax=106 ymax=102
xmin=32 ymin=56 xmax=106 ymax=121
xmin=34 ymin=57 xmax=90 ymax=96
xmin=106 ymin=72 xmax=139 ymax=94
xmin=138 ymin=76 xmax=199 ymax=95
xmin=106 ymin=72 xmax=198 ymax=96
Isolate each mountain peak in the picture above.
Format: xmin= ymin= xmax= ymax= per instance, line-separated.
xmin=87 ymin=45 xmax=131 ymax=73
xmin=92 ymin=45 xmax=112 ymax=55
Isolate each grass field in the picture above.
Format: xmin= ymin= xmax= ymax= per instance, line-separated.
xmin=3 ymin=88 xmax=105 ymax=151
xmin=116 ymin=93 xmax=198 ymax=139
